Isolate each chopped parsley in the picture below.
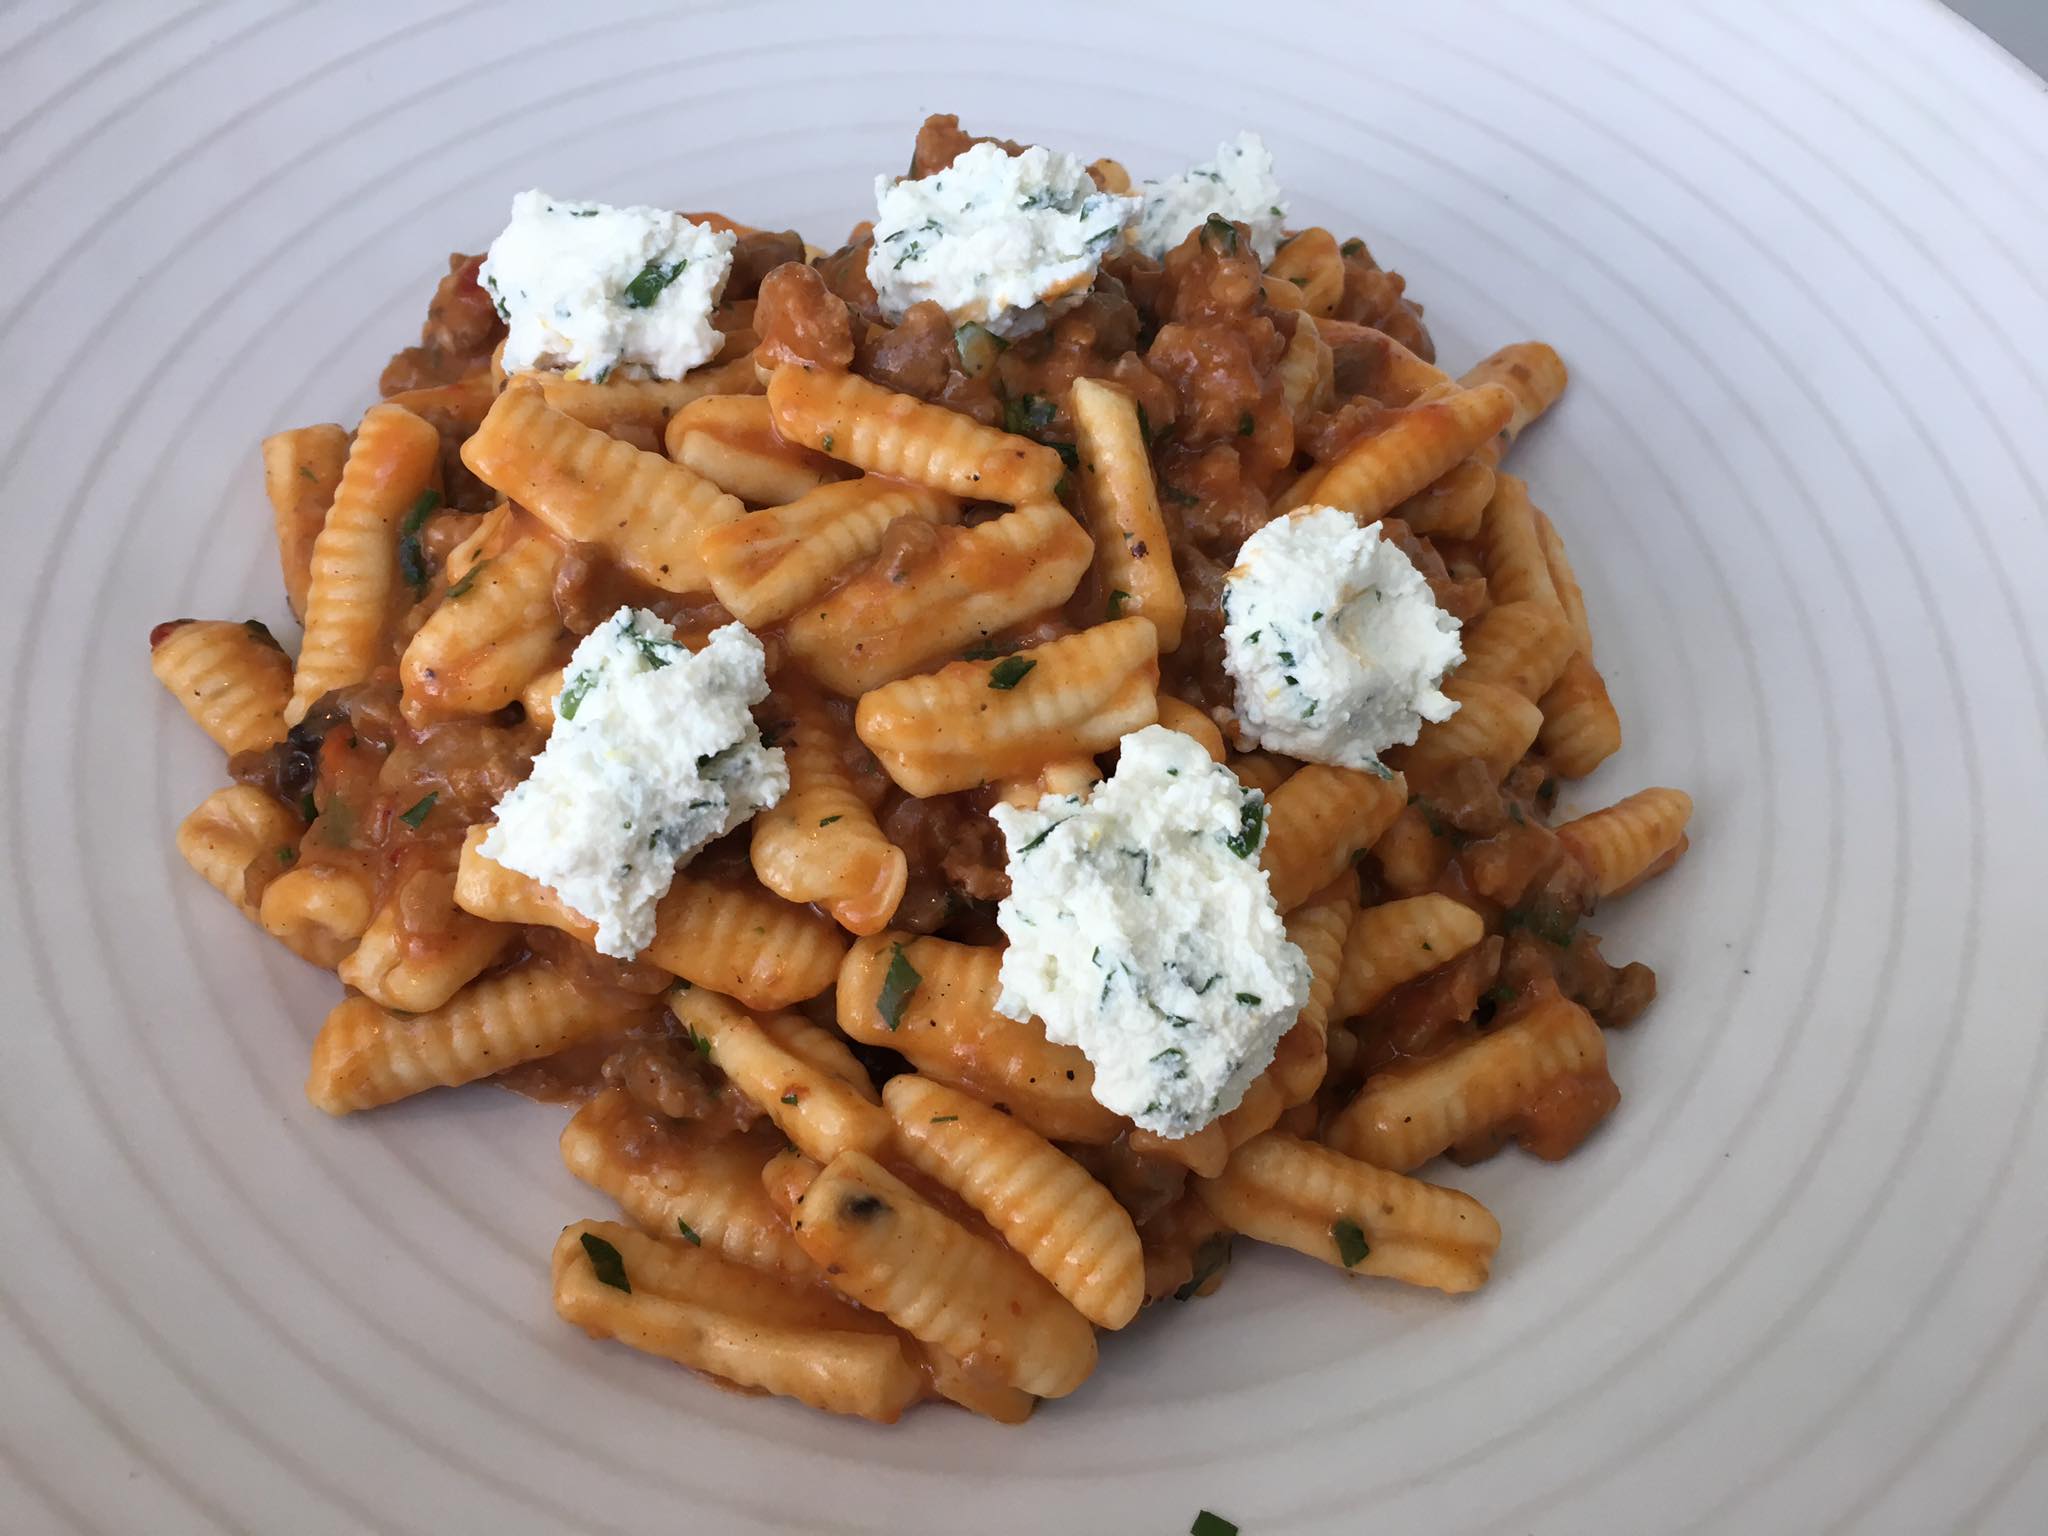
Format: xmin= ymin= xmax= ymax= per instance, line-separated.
xmin=1235 ymin=992 xmax=1261 ymax=1006
xmin=988 ymin=655 xmax=1036 ymax=690
xmin=1224 ymin=794 xmax=1266 ymax=858
xmin=928 ymin=1114 xmax=958 ymax=1124
xmin=960 ymin=639 xmax=1002 ymax=661
xmin=818 ymin=814 xmax=843 ymax=827
xmin=1161 ymin=482 xmax=1199 ymax=507
xmin=580 ymin=1231 xmax=631 ymax=1291
xmin=622 ymin=256 xmax=688 ymax=308
xmin=1504 ymin=898 xmax=1578 ymax=948
xmin=1017 ymin=822 xmax=1059 ymax=855
xmin=1332 ymin=1218 xmax=1370 ymax=1269
xmin=398 ymin=792 xmax=437 ymax=829
xmin=1202 ymin=212 xmax=1239 ymax=252
xmin=1150 ymin=1046 xmax=1188 ymax=1077
xmin=780 ymin=1092 xmax=800 ymax=1106
xmin=557 ymin=671 xmax=597 ymax=721
xmin=298 ymin=790 xmax=319 ymax=822
xmin=1191 ymin=1512 xmax=1239 ymax=1536
xmin=1341 ymin=237 xmax=1365 ymax=256
xmin=276 ymin=846 xmax=297 ymax=865
xmin=1174 ymin=1232 xmax=1234 ymax=1302
xmin=686 ymin=1026 xmax=713 ymax=1061
xmin=396 ymin=489 xmax=440 ymax=595
xmin=821 ymin=433 xmax=834 ymax=452
xmin=1002 ymin=393 xmax=1058 ymax=438
xmin=675 ymin=1218 xmax=702 ymax=1246
xmin=297 ymin=464 xmax=317 ymax=482
xmin=1107 ymin=589 xmax=1132 ymax=619
xmin=876 ymin=942 xmax=921 ymax=1030
xmin=1237 ymin=410 xmax=1254 ymax=437
xmin=444 ymin=559 xmax=488 ymax=599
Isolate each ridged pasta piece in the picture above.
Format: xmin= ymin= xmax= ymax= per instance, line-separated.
xmin=663 ymin=391 xmax=843 ymax=505
xmin=1260 ymin=272 xmax=1307 ymax=312
xmin=287 ymin=402 xmax=441 ymax=724
xmin=1477 ymin=473 xmax=1562 ymax=610
xmin=176 ymin=785 xmax=301 ymax=923
xmin=1536 ymin=651 xmax=1623 ymax=779
xmin=913 ymin=1339 xmax=1037 ymax=1424
xmin=1156 ymin=695 xmax=1227 ymax=761
xmin=1331 ymin=894 xmax=1487 ymax=1022
xmin=1275 ymin=311 xmax=1335 ymax=421
xmin=552 ymin=1219 xmax=922 ymax=1422
xmin=1281 ymin=384 xmax=1513 ymax=521
xmin=519 ymin=665 xmax=565 ymax=735
xmin=698 ymin=477 xmax=961 ymax=628
xmin=992 ymin=755 xmax=1102 ymax=810
xmin=1532 ymin=506 xmax=1593 ymax=655
xmin=306 ymin=962 xmax=655 ymax=1113
xmin=1370 ymin=801 xmax=1451 ymax=896
xmin=854 ymin=616 xmax=1159 ymax=797
xmin=525 ymin=353 xmax=762 ymax=435
xmin=671 ymin=988 xmax=891 ymax=1164
xmin=1453 ymin=598 xmax=1576 ymax=701
xmin=257 ymin=863 xmax=373 ymax=968
xmin=1070 ymin=377 xmax=1186 ymax=652
xmin=1461 ymin=342 xmax=1568 ymax=466
xmin=459 ymin=385 xmax=744 ymax=595
xmin=1390 ymin=457 xmax=1494 ymax=540
xmin=785 ymin=500 xmax=1096 ymax=695
xmin=1312 ymin=319 xmax=1454 ymax=404
xmin=885 ymin=1075 xmax=1143 ymax=1329
xmin=561 ymin=1091 xmax=820 ymax=1281
xmin=149 ymin=619 xmax=293 ymax=754
xmin=837 ymin=933 xmax=1124 ymax=1143
xmin=1557 ymin=787 xmax=1694 ymax=897
xmin=766 ymin=363 xmax=1064 ymax=503
xmin=259 ymin=423 xmax=349 ymax=619
xmin=1260 ymin=763 xmax=1410 ymax=912
xmin=1228 ymin=751 xmax=1295 ymax=795
xmin=398 ymin=533 xmax=565 ymax=726
xmin=1267 ymin=875 xmax=1358 ymax=1097
xmin=1327 ymin=994 xmax=1619 ymax=1170
xmin=1126 ymin=1122 xmax=1231 ymax=1179
xmin=453 ymin=830 xmax=846 ymax=1009
xmin=1268 ymin=228 xmax=1345 ymax=317
xmin=381 ymin=372 xmax=498 ymax=438
xmin=786 ymin=1152 xmax=1098 ymax=1398
xmin=640 ymin=874 xmax=848 ymax=1011
xmin=748 ymin=688 xmax=907 ymax=934
xmin=1192 ymin=1132 xmax=1499 ymax=1293
xmin=336 ymin=862 xmax=514 ymax=1013
xmin=1390 ymin=677 xmax=1544 ymax=792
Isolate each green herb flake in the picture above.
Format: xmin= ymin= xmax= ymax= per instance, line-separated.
xmin=1107 ymin=589 xmax=1132 ymax=619
xmin=398 ymin=792 xmax=437 ymax=829
xmin=1191 ymin=1512 xmax=1240 ymax=1536
xmin=1174 ymin=1234 xmax=1234 ymax=1302
xmin=780 ymin=1092 xmax=800 ymax=1106
xmin=1235 ymin=992 xmax=1261 ymax=1006
xmin=1341 ymin=237 xmax=1365 ymax=256
xmin=557 ymin=671 xmax=597 ymax=721
xmin=876 ymin=942 xmax=922 ymax=1030
xmin=1003 ymin=393 xmax=1059 ymax=438
xmin=818 ymin=814 xmax=843 ymax=827
xmin=396 ymin=488 xmax=441 ymax=594
xmin=988 ymin=655 xmax=1036 ymax=690
xmin=298 ymin=791 xmax=319 ymax=822
xmin=1332 ymin=1218 xmax=1370 ymax=1269
xmin=928 ymin=1114 xmax=958 ymax=1124
xmin=675 ymin=1218 xmax=702 ymax=1247
xmin=445 ymin=559 xmax=488 ymax=599
xmin=1017 ymin=822 xmax=1058 ymax=855
xmin=1486 ymin=983 xmax=1517 ymax=1006
xmin=580 ymin=1231 xmax=632 ymax=1291
xmin=1203 ymin=212 xmax=1239 ymax=252
xmin=622 ymin=257 xmax=688 ymax=308
xmin=961 ymin=639 xmax=1001 ymax=661
xmin=297 ymin=464 xmax=317 ymax=482
xmin=1237 ymin=411 xmax=1254 ymax=437
xmin=1224 ymin=794 xmax=1266 ymax=858
xmin=276 ymin=846 xmax=297 ymax=865
xmin=821 ymin=433 xmax=834 ymax=452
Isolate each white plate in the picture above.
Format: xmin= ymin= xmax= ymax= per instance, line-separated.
xmin=4 ymin=2 xmax=2046 ymax=1531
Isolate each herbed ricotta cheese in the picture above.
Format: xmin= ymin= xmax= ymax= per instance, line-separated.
xmin=1222 ymin=505 xmax=1464 ymax=772
xmin=478 ymin=190 xmax=735 ymax=381
xmin=479 ymin=608 xmax=786 ymax=959
xmin=867 ymin=142 xmax=1140 ymax=340
xmin=991 ymin=725 xmax=1310 ymax=1137
xmin=1133 ymin=131 xmax=1288 ymax=264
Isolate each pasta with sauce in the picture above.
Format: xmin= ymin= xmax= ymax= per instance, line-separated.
xmin=151 ymin=112 xmax=1692 ymax=1425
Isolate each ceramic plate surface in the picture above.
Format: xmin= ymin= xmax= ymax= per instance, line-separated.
xmin=3 ymin=2 xmax=2046 ymax=1531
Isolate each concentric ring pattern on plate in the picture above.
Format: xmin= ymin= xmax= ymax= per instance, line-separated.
xmin=2 ymin=1 xmax=2044 ymax=1531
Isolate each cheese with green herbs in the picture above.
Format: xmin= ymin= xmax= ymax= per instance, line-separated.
xmin=479 ymin=608 xmax=785 ymax=958
xmin=1222 ymin=505 xmax=1464 ymax=771
xmin=479 ymin=190 xmax=735 ymax=381
xmin=1134 ymin=132 xmax=1288 ymax=263
xmin=867 ymin=142 xmax=1139 ymax=339
xmin=991 ymin=725 xmax=1309 ymax=1136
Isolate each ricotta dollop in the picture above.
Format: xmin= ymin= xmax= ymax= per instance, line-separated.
xmin=480 ymin=608 xmax=786 ymax=958
xmin=1133 ymin=132 xmax=1288 ymax=263
xmin=1222 ymin=505 xmax=1464 ymax=771
xmin=991 ymin=725 xmax=1309 ymax=1137
xmin=479 ymin=190 xmax=735 ymax=381
xmin=867 ymin=142 xmax=1139 ymax=339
